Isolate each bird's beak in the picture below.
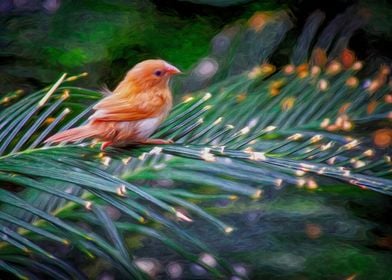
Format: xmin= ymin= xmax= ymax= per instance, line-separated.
xmin=165 ymin=63 xmax=182 ymax=75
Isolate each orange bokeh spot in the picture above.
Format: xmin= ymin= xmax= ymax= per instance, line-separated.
xmin=374 ymin=129 xmax=392 ymax=148
xmin=312 ymin=48 xmax=327 ymax=67
xmin=367 ymin=100 xmax=378 ymax=115
xmin=341 ymin=48 xmax=356 ymax=68
xmin=248 ymin=12 xmax=272 ymax=32
xmin=305 ymin=223 xmax=322 ymax=239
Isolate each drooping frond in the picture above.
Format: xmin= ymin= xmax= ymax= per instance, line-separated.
xmin=0 ymin=9 xmax=391 ymax=279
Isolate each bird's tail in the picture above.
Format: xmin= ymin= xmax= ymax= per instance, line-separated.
xmin=45 ymin=126 xmax=100 ymax=144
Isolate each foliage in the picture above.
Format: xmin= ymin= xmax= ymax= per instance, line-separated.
xmin=0 ymin=8 xmax=391 ymax=280
xmin=0 ymin=0 xmax=220 ymax=92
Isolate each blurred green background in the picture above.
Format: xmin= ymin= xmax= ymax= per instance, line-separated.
xmin=1 ymin=0 xmax=391 ymax=93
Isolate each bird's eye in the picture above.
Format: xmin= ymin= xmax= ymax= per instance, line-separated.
xmin=154 ymin=70 xmax=163 ymax=77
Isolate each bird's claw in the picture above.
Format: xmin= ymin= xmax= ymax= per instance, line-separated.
xmin=101 ymin=141 xmax=112 ymax=151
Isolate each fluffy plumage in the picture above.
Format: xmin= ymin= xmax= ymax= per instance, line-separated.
xmin=45 ymin=59 xmax=181 ymax=150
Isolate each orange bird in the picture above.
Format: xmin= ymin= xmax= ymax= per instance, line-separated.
xmin=45 ymin=59 xmax=181 ymax=150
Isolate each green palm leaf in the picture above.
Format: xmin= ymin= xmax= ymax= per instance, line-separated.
xmin=0 ymin=10 xmax=391 ymax=279
xmin=0 ymin=77 xmax=235 ymax=278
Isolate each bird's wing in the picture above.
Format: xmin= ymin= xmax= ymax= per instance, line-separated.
xmin=90 ymin=92 xmax=165 ymax=122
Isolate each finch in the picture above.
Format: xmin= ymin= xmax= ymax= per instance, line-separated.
xmin=45 ymin=59 xmax=181 ymax=150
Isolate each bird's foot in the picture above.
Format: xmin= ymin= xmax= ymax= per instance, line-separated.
xmin=100 ymin=141 xmax=113 ymax=151
xmin=139 ymin=138 xmax=174 ymax=145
